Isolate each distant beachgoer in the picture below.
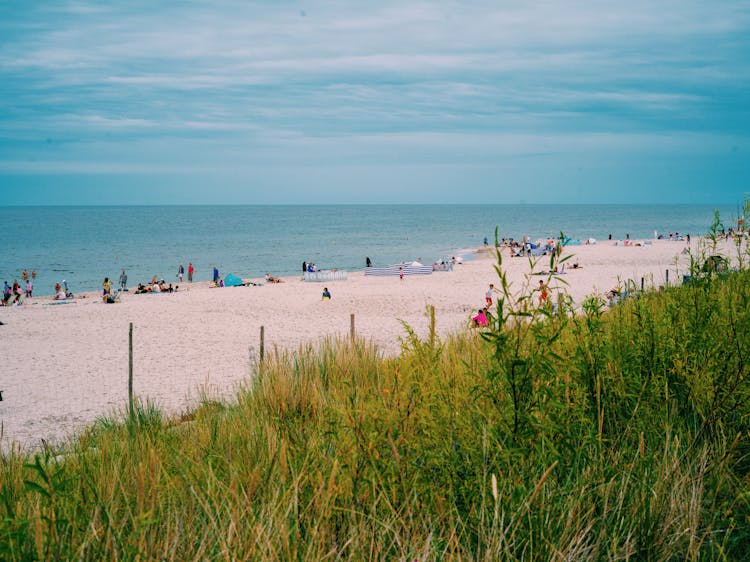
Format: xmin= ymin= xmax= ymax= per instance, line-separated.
xmin=486 ymin=284 xmax=498 ymax=307
xmin=483 ymin=236 xmax=488 ymax=246
xmin=686 ymin=233 xmax=691 ymax=244
xmin=25 ymin=280 xmax=32 ymax=298
xmin=303 ymin=261 xmax=307 ymax=275
xmin=188 ymin=262 xmax=194 ymax=282
xmin=322 ymin=287 xmax=331 ymax=300
xmin=399 ymin=267 xmax=404 ymax=280
xmin=265 ymin=272 xmax=283 ymax=283
xmin=31 ymin=269 xmax=36 ymax=279
xmin=2 ymin=281 xmax=11 ymax=305
xmin=178 ymin=264 xmax=184 ymax=282
xmin=62 ymin=280 xmax=69 ymax=296
xmin=366 ymin=256 xmax=372 ymax=268
xmin=55 ymin=282 xmax=61 ymax=294
xmin=538 ymin=280 xmax=548 ymax=306
xmin=119 ymin=270 xmax=128 ymax=291
xmin=22 ymin=269 xmax=28 ymax=282
xmin=473 ymin=308 xmax=488 ymax=327
xmin=213 ymin=266 xmax=219 ymax=284
xmin=11 ymin=281 xmax=21 ymax=304
xmin=102 ymin=277 xmax=112 ymax=302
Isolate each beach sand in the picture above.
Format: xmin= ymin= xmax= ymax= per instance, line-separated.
xmin=0 ymin=239 xmax=712 ymax=447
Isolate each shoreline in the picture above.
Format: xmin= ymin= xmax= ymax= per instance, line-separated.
xmin=0 ymin=237 xmax=736 ymax=448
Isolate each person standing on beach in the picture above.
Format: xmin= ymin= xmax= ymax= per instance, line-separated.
xmin=25 ymin=279 xmax=33 ymax=298
xmin=366 ymin=256 xmax=372 ymax=267
xmin=119 ymin=270 xmax=128 ymax=291
xmin=102 ymin=277 xmax=112 ymax=302
xmin=486 ymin=284 xmax=498 ymax=307
xmin=399 ymin=267 xmax=404 ymax=280
xmin=178 ymin=263 xmax=184 ymax=282
xmin=213 ymin=266 xmax=219 ymax=284
xmin=538 ymin=280 xmax=548 ymax=306
xmin=188 ymin=262 xmax=194 ymax=282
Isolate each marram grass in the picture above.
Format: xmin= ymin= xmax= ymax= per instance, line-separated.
xmin=1 ymin=252 xmax=749 ymax=560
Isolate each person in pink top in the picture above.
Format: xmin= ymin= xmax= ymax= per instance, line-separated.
xmin=472 ymin=308 xmax=488 ymax=327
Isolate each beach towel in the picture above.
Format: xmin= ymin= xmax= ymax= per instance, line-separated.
xmin=224 ymin=274 xmax=243 ymax=287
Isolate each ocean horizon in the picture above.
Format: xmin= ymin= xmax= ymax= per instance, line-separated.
xmin=1 ymin=203 xmax=740 ymax=296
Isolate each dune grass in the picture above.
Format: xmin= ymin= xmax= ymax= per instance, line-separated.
xmin=1 ymin=234 xmax=749 ymax=560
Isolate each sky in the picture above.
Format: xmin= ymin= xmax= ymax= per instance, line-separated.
xmin=0 ymin=1 xmax=748 ymax=205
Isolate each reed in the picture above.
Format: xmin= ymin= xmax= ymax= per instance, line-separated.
xmin=1 ymin=227 xmax=748 ymax=559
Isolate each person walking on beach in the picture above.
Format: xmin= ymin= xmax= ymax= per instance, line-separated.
xmin=213 ymin=266 xmax=219 ymax=284
xmin=178 ymin=263 xmax=184 ymax=283
xmin=188 ymin=262 xmax=194 ymax=282
xmin=399 ymin=267 xmax=404 ymax=280
xmin=25 ymin=279 xmax=32 ymax=298
xmin=366 ymin=256 xmax=372 ymax=268
xmin=119 ymin=270 xmax=128 ymax=291
xmin=538 ymin=280 xmax=549 ymax=307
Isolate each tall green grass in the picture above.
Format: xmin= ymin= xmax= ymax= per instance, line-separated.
xmin=1 ymin=237 xmax=749 ymax=559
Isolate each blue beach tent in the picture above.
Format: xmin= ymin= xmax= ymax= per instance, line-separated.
xmin=224 ymin=274 xmax=243 ymax=287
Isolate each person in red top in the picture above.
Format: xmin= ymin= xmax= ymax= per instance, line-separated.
xmin=188 ymin=262 xmax=195 ymax=282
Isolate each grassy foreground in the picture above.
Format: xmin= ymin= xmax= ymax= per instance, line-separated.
xmin=1 ymin=247 xmax=750 ymax=560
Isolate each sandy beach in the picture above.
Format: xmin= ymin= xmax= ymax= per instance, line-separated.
xmin=0 ymin=238 xmax=713 ymax=447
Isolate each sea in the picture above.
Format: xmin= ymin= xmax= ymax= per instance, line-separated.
xmin=0 ymin=204 xmax=740 ymax=296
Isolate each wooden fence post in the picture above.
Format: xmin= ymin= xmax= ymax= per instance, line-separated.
xmin=128 ymin=322 xmax=133 ymax=416
xmin=260 ymin=325 xmax=265 ymax=365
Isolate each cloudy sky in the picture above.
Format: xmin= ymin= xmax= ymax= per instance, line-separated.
xmin=1 ymin=1 xmax=748 ymax=204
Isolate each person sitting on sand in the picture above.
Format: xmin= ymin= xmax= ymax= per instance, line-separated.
xmin=322 ymin=287 xmax=331 ymax=300
xmin=472 ymin=308 xmax=488 ymax=327
xmin=265 ymin=273 xmax=283 ymax=283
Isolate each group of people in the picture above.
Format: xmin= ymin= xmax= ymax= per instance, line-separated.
xmin=472 ymin=278 xmax=551 ymax=327
xmin=134 ymin=278 xmax=178 ymax=294
xmin=2 ymin=269 xmax=35 ymax=306
xmin=302 ymin=261 xmax=318 ymax=275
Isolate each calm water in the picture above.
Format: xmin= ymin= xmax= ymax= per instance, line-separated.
xmin=0 ymin=204 xmax=738 ymax=296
